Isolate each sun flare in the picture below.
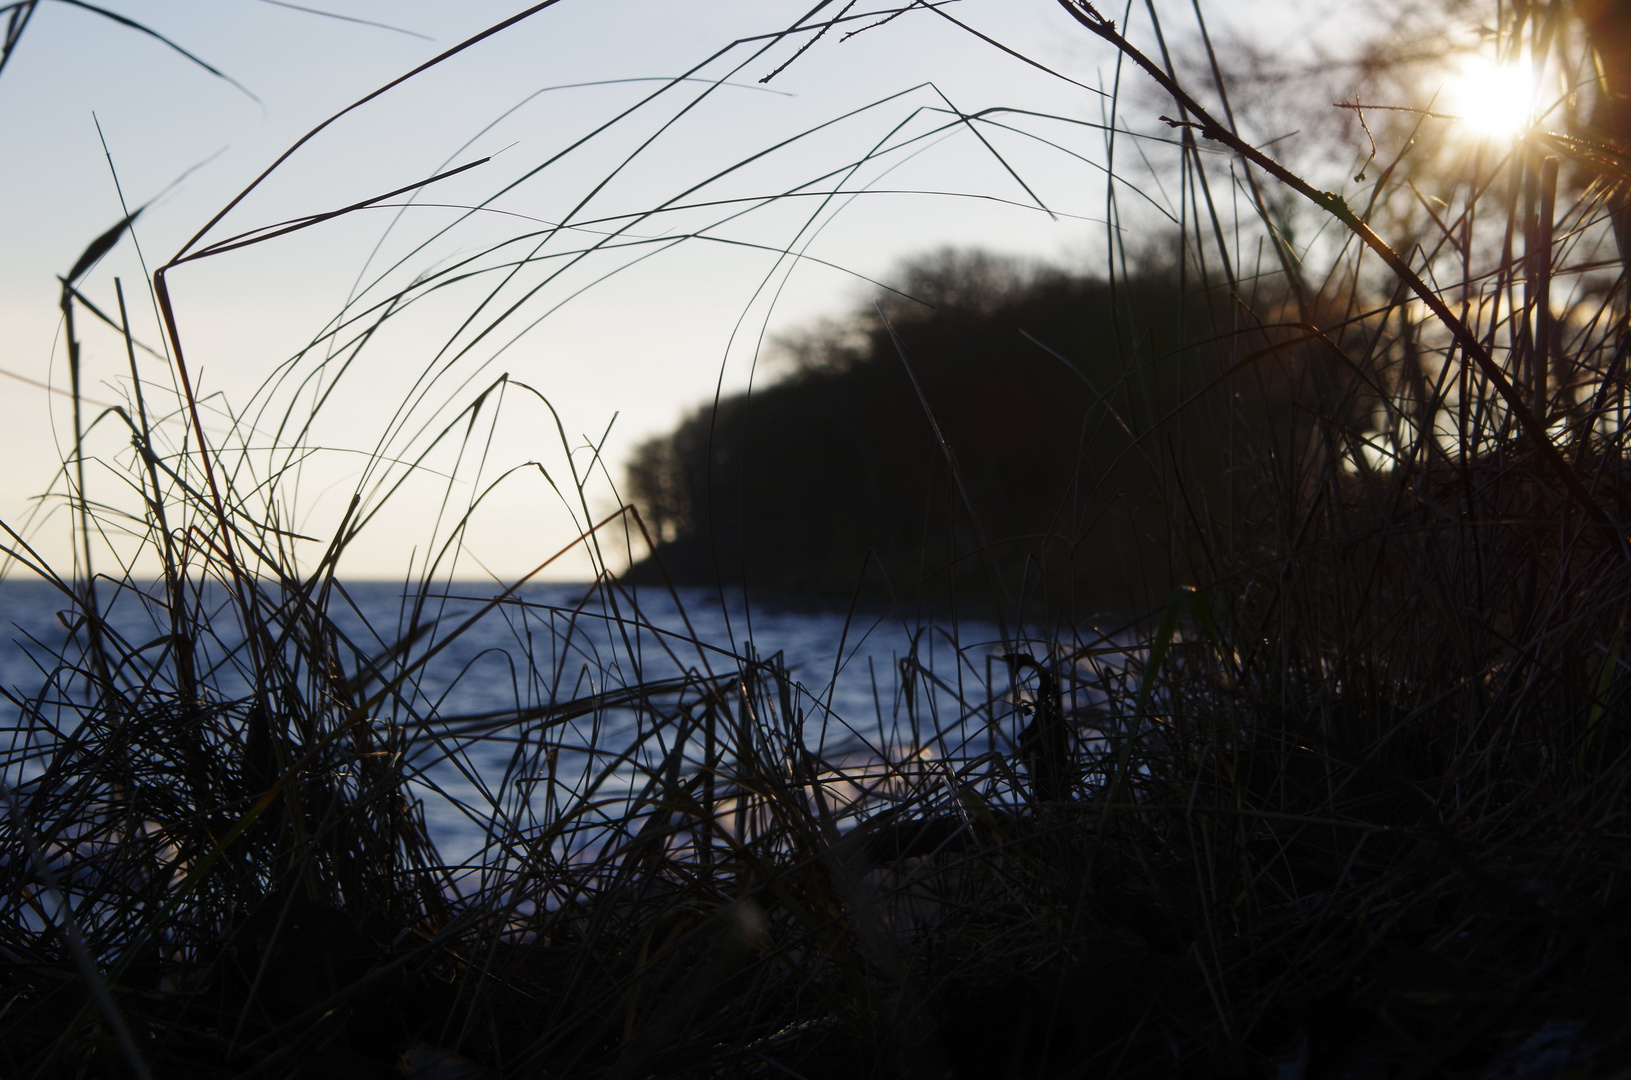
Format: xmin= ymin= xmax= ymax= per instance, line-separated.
xmin=1444 ymin=55 xmax=1537 ymax=138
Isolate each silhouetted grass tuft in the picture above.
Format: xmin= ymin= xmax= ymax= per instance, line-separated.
xmin=6 ymin=1 xmax=1631 ymax=1077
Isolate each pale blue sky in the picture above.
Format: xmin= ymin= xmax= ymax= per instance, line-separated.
xmin=0 ymin=0 xmax=1363 ymax=583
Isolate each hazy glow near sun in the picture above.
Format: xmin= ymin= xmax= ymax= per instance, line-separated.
xmin=1445 ymin=55 xmax=1537 ymax=137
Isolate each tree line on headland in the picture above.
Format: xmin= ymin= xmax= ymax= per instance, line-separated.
xmin=623 ymin=247 xmax=1324 ymax=616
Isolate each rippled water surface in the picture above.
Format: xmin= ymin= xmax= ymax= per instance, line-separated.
xmin=0 ymin=580 xmax=1037 ymax=860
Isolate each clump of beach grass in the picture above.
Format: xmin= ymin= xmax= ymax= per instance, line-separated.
xmin=4 ymin=1 xmax=1631 ymax=1077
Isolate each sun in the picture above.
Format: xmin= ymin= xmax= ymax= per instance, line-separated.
xmin=1443 ymin=54 xmax=1538 ymax=138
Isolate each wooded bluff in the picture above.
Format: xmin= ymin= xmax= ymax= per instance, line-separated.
xmin=624 ymin=249 xmax=1305 ymax=615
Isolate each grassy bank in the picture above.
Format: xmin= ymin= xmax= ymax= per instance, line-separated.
xmin=5 ymin=0 xmax=1631 ymax=1076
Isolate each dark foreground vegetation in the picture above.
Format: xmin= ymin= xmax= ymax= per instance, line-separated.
xmin=6 ymin=0 xmax=1631 ymax=1077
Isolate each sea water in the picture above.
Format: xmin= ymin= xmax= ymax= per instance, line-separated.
xmin=0 ymin=579 xmax=1039 ymax=863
